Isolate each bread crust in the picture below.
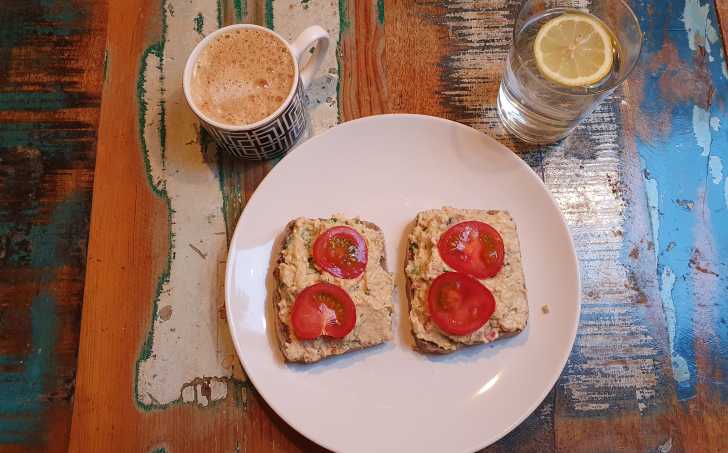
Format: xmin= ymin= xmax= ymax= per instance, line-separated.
xmin=405 ymin=210 xmax=527 ymax=354
xmin=273 ymin=218 xmax=390 ymax=363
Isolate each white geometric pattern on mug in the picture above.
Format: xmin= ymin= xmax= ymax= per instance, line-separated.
xmin=205 ymin=83 xmax=306 ymax=160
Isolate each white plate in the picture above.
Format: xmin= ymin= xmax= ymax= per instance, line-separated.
xmin=225 ymin=114 xmax=580 ymax=453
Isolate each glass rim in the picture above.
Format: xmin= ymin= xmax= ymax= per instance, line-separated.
xmin=511 ymin=0 xmax=644 ymax=96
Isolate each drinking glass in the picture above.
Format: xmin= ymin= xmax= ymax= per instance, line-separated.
xmin=497 ymin=0 xmax=643 ymax=144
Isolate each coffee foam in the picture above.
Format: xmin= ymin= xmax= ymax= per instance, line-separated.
xmin=191 ymin=29 xmax=295 ymax=126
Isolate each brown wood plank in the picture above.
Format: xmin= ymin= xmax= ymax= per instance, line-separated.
xmin=69 ymin=0 xmax=370 ymax=450
xmin=717 ymin=0 xmax=728 ymax=49
xmin=340 ymin=0 xmax=388 ymax=119
xmin=384 ymin=0 xmax=447 ymax=117
xmin=67 ymin=0 xmax=294 ymax=450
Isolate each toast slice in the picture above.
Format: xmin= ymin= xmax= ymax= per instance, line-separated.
xmin=405 ymin=207 xmax=528 ymax=354
xmin=273 ymin=215 xmax=394 ymax=363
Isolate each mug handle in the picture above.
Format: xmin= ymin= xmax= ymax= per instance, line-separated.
xmin=289 ymin=25 xmax=330 ymax=89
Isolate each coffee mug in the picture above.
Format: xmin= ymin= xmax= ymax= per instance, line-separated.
xmin=183 ymin=24 xmax=329 ymax=160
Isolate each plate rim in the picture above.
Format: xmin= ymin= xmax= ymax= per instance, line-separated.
xmin=224 ymin=113 xmax=581 ymax=452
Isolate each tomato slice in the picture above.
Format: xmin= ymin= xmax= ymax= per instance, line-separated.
xmin=291 ymin=283 xmax=357 ymax=340
xmin=312 ymin=226 xmax=368 ymax=279
xmin=437 ymin=221 xmax=505 ymax=279
xmin=427 ymin=272 xmax=495 ymax=336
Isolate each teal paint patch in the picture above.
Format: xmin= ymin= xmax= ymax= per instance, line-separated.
xmin=38 ymin=0 xmax=82 ymax=34
xmin=0 ymin=89 xmax=98 ymax=111
xmin=0 ymin=123 xmax=96 ymax=164
xmin=233 ymin=0 xmax=246 ymax=22
xmin=0 ymin=194 xmax=86 ymax=441
xmin=265 ymin=0 xmax=274 ymax=29
xmin=193 ymin=13 xmax=204 ymax=35
xmin=27 ymin=193 xmax=86 ymax=268
xmin=0 ymin=0 xmax=98 ymax=112
xmin=0 ymin=91 xmax=66 ymax=111
xmin=335 ymin=0 xmax=348 ymax=122
xmin=150 ymin=447 xmax=167 ymax=453
xmin=0 ymin=288 xmax=54 ymax=439
xmin=338 ymin=0 xmax=350 ymax=33
xmin=377 ymin=0 xmax=384 ymax=24
xmin=217 ymin=0 xmax=223 ymax=29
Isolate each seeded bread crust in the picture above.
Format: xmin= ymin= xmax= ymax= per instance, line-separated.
xmin=273 ymin=218 xmax=390 ymax=363
xmin=406 ymin=210 xmax=527 ymax=354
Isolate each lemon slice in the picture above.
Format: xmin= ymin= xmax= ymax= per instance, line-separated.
xmin=534 ymin=13 xmax=614 ymax=87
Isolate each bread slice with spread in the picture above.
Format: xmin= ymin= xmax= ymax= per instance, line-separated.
xmin=405 ymin=207 xmax=528 ymax=354
xmin=273 ymin=215 xmax=394 ymax=363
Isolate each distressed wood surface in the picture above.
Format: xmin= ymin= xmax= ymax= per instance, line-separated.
xmin=718 ymin=0 xmax=728 ymax=47
xmin=0 ymin=0 xmax=107 ymax=452
xmin=68 ymin=0 xmax=728 ymax=452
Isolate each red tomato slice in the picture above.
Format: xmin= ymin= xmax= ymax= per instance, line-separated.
xmin=312 ymin=226 xmax=368 ymax=279
xmin=291 ymin=283 xmax=357 ymax=340
xmin=427 ymin=272 xmax=495 ymax=336
xmin=437 ymin=221 xmax=505 ymax=279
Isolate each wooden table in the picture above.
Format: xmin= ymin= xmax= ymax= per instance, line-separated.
xmin=2 ymin=0 xmax=728 ymax=451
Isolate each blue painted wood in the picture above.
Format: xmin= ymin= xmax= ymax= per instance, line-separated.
xmin=633 ymin=0 xmax=728 ymax=403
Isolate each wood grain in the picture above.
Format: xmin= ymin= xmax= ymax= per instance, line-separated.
xmin=384 ymin=0 xmax=448 ymax=117
xmin=69 ymin=0 xmax=336 ymax=451
xmin=69 ymin=0 xmax=728 ymax=452
xmin=0 ymin=0 xmax=107 ymax=451
xmin=717 ymin=0 xmax=728 ymax=48
xmin=339 ymin=0 xmax=388 ymax=118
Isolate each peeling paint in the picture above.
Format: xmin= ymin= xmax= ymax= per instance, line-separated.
xmin=181 ymin=385 xmax=194 ymax=403
xmin=644 ymin=172 xmax=660 ymax=256
xmin=134 ymin=0 xmax=345 ymax=409
xmin=196 ymin=384 xmax=209 ymax=406
xmin=710 ymin=116 xmax=720 ymax=131
xmin=272 ymin=0 xmax=340 ymax=133
xmin=708 ymin=156 xmax=723 ymax=184
xmin=658 ymin=437 xmax=673 ymax=453
xmin=683 ymin=0 xmax=719 ymax=55
xmin=660 ymin=267 xmax=690 ymax=383
xmin=135 ymin=0 xmax=237 ymax=408
xmin=692 ymin=105 xmax=711 ymax=156
xmin=636 ymin=0 xmax=728 ymax=403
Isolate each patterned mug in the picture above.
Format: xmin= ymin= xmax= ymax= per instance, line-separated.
xmin=183 ymin=24 xmax=329 ymax=160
